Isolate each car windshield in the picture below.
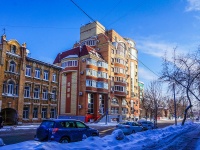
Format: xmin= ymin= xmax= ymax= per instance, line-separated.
xmin=40 ymin=120 xmax=55 ymax=128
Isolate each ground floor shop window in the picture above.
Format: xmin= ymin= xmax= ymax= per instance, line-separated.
xmin=88 ymin=93 xmax=94 ymax=114
xmin=41 ymin=108 xmax=47 ymax=119
xmin=99 ymin=94 xmax=105 ymax=114
xmin=23 ymin=107 xmax=29 ymax=119
xmin=50 ymin=108 xmax=56 ymax=118
xmin=111 ymin=107 xmax=119 ymax=114
xmin=33 ymin=107 xmax=38 ymax=118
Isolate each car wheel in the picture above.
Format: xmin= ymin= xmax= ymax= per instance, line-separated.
xmin=132 ymin=130 xmax=135 ymax=134
xmin=60 ymin=137 xmax=70 ymax=143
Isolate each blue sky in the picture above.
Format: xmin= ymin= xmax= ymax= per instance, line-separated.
xmin=1 ymin=0 xmax=200 ymax=88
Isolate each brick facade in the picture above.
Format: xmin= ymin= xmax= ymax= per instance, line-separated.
xmin=0 ymin=35 xmax=62 ymax=124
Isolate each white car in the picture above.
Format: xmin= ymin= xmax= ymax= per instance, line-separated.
xmin=116 ymin=121 xmax=144 ymax=135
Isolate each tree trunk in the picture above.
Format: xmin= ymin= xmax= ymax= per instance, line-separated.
xmin=182 ymin=105 xmax=192 ymax=125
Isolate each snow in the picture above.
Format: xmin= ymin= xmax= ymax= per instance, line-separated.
xmin=0 ymin=121 xmax=200 ymax=150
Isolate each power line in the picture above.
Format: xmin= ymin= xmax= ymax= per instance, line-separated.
xmin=0 ymin=25 xmax=78 ymax=30
xmin=70 ymin=0 xmax=160 ymax=79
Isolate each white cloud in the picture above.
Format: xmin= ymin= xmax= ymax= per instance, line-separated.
xmin=186 ymin=0 xmax=200 ymax=11
xmin=136 ymin=37 xmax=188 ymax=63
xmin=138 ymin=67 xmax=158 ymax=82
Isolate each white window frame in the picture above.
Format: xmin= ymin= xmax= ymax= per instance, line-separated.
xmin=35 ymin=69 xmax=40 ymax=79
xmin=52 ymin=73 xmax=56 ymax=82
xmin=9 ymin=61 xmax=16 ymax=72
xmin=33 ymin=107 xmax=38 ymax=118
xmin=34 ymin=88 xmax=40 ymax=99
xmin=23 ymin=107 xmax=29 ymax=119
xmin=43 ymin=71 xmax=49 ymax=81
xmin=42 ymin=89 xmax=48 ymax=100
xmin=41 ymin=108 xmax=47 ymax=119
xmin=24 ymin=86 xmax=30 ymax=98
xmin=50 ymin=108 xmax=56 ymax=118
xmin=88 ymin=93 xmax=94 ymax=114
xmin=25 ymin=66 xmax=31 ymax=77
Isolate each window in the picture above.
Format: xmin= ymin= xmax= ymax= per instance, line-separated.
xmin=23 ymin=107 xmax=29 ymax=119
xmin=122 ymin=99 xmax=127 ymax=106
xmin=88 ymin=93 xmax=94 ymax=114
xmin=35 ymin=69 xmax=40 ymax=78
xmin=61 ymin=60 xmax=78 ymax=68
xmin=25 ymin=66 xmax=31 ymax=76
xmin=52 ymin=90 xmax=56 ymax=100
xmin=7 ymin=81 xmax=14 ymax=95
xmin=41 ymin=108 xmax=47 ymax=119
xmin=33 ymin=107 xmax=38 ymax=118
xmin=24 ymin=86 xmax=30 ymax=98
xmin=52 ymin=73 xmax=56 ymax=82
xmin=34 ymin=88 xmax=39 ymax=99
xmin=15 ymin=85 xmax=18 ymax=96
xmin=122 ymin=108 xmax=128 ymax=114
xmin=44 ymin=71 xmax=49 ymax=80
xmin=114 ymin=85 xmax=125 ymax=92
xmin=99 ymin=94 xmax=105 ymax=114
xmin=9 ymin=61 xmax=16 ymax=72
xmin=42 ymin=89 xmax=48 ymax=100
xmin=86 ymin=80 xmax=96 ymax=87
xmin=76 ymin=121 xmax=87 ymax=128
xmin=50 ymin=108 xmax=56 ymax=118
xmin=111 ymin=98 xmax=119 ymax=105
xmin=2 ymin=82 xmax=6 ymax=93
xmin=111 ymin=107 xmax=119 ymax=114
xmin=11 ymin=45 xmax=16 ymax=53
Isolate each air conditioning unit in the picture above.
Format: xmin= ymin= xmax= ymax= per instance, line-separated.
xmin=80 ymin=71 xmax=84 ymax=75
xmin=82 ymin=58 xmax=86 ymax=62
xmin=78 ymin=105 xmax=82 ymax=109
xmin=79 ymin=92 xmax=83 ymax=96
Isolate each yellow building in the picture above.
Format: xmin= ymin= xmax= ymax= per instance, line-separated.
xmin=0 ymin=35 xmax=62 ymax=124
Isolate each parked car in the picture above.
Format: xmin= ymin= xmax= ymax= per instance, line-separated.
xmin=138 ymin=120 xmax=155 ymax=130
xmin=35 ymin=119 xmax=99 ymax=143
xmin=115 ymin=121 xmax=144 ymax=135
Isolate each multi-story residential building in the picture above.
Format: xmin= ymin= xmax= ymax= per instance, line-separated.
xmin=138 ymin=81 xmax=145 ymax=118
xmin=0 ymin=35 xmax=62 ymax=124
xmin=54 ymin=21 xmax=139 ymax=122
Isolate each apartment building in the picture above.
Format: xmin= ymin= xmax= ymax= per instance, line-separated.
xmin=54 ymin=21 xmax=139 ymax=122
xmin=0 ymin=35 xmax=62 ymax=124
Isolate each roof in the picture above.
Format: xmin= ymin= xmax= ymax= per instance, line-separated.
xmin=26 ymin=57 xmax=63 ymax=70
xmin=53 ymin=45 xmax=97 ymax=64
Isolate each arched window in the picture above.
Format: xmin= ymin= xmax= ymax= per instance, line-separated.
xmin=7 ymin=81 xmax=15 ymax=95
xmin=11 ymin=45 xmax=16 ymax=53
xmin=122 ymin=99 xmax=127 ymax=106
xmin=9 ymin=61 xmax=16 ymax=72
xmin=111 ymin=98 xmax=119 ymax=105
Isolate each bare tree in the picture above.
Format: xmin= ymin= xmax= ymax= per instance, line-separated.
xmin=144 ymin=81 xmax=163 ymax=127
xmin=161 ymin=49 xmax=200 ymax=125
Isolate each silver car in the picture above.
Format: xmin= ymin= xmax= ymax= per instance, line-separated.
xmin=116 ymin=121 xmax=144 ymax=135
xmin=138 ymin=121 xmax=155 ymax=130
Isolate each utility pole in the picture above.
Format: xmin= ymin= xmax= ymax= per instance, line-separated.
xmin=173 ymin=83 xmax=177 ymax=125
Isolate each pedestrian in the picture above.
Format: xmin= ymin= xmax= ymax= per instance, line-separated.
xmin=0 ymin=115 xmax=3 ymax=129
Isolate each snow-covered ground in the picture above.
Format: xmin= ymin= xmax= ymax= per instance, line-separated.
xmin=0 ymin=121 xmax=200 ymax=150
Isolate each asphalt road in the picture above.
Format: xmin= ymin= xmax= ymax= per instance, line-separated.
xmin=0 ymin=120 xmax=179 ymax=145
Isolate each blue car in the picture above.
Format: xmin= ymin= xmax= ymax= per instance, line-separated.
xmin=35 ymin=119 xmax=99 ymax=143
